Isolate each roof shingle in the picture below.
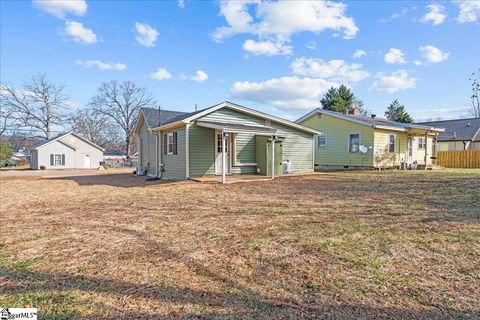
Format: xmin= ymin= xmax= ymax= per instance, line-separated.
xmin=418 ymin=118 xmax=480 ymax=141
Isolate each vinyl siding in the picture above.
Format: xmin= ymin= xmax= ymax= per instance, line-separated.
xmin=138 ymin=117 xmax=156 ymax=173
xmin=410 ymin=135 xmax=434 ymax=165
xmin=31 ymin=134 xmax=103 ymax=169
xmin=231 ymin=132 xmax=257 ymax=174
xmin=189 ymin=124 xmax=215 ymax=176
xmin=162 ymin=127 xmax=186 ymax=180
xmin=300 ymin=113 xmax=375 ymax=167
xmin=373 ymin=130 xmax=408 ymax=167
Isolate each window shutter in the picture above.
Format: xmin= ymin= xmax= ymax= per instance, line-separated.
xmin=62 ymin=154 xmax=65 ymax=165
xmin=163 ymin=133 xmax=167 ymax=154
xmin=173 ymin=132 xmax=178 ymax=155
xmin=50 ymin=154 xmax=54 ymax=166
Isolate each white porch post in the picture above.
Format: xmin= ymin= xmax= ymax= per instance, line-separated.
xmin=271 ymin=135 xmax=275 ymax=180
xmin=222 ymin=130 xmax=226 ymax=184
xmin=424 ymin=132 xmax=428 ymax=169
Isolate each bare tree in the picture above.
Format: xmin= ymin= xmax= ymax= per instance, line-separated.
xmin=90 ymin=80 xmax=154 ymax=156
xmin=469 ymin=68 xmax=480 ymax=118
xmin=71 ymin=108 xmax=124 ymax=151
xmin=0 ymin=73 xmax=69 ymax=139
xmin=0 ymin=105 xmax=16 ymax=137
xmin=352 ymin=97 xmax=370 ymax=116
xmin=71 ymin=109 xmax=110 ymax=145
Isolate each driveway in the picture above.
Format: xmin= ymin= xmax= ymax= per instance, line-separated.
xmin=0 ymin=167 xmax=133 ymax=178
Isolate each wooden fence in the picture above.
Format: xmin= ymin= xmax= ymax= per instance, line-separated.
xmin=436 ymin=150 xmax=480 ymax=168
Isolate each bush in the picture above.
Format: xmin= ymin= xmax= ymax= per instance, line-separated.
xmin=0 ymin=143 xmax=13 ymax=163
xmin=40 ymin=165 xmax=46 ymax=170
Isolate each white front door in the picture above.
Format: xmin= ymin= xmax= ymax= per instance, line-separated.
xmin=84 ymin=154 xmax=91 ymax=168
xmin=407 ymin=137 xmax=413 ymax=164
xmin=215 ymin=131 xmax=231 ymax=175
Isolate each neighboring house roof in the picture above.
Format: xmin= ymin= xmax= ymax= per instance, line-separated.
xmin=103 ymin=150 xmax=126 ymax=157
xmin=33 ymin=132 xmax=104 ymax=151
xmin=417 ymin=118 xmax=480 ymax=141
xmin=296 ymin=108 xmax=445 ymax=133
xmin=146 ymin=101 xmax=321 ymax=135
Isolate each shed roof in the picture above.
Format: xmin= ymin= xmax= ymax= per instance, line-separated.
xmin=33 ymin=132 xmax=104 ymax=151
xmin=417 ymin=118 xmax=480 ymax=141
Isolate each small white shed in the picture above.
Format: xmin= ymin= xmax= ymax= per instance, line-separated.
xmin=30 ymin=132 xmax=104 ymax=169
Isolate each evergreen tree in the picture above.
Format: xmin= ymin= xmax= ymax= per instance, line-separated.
xmin=320 ymin=85 xmax=354 ymax=113
xmin=384 ymin=100 xmax=413 ymax=123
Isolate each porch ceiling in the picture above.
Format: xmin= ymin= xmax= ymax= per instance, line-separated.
xmin=196 ymin=120 xmax=277 ymax=136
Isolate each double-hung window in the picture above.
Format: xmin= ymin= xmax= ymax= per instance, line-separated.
xmin=50 ymin=154 xmax=65 ymax=166
xmin=317 ymin=133 xmax=327 ymax=149
xmin=349 ymin=133 xmax=360 ymax=153
xmin=388 ymin=134 xmax=396 ymax=153
xmin=163 ymin=132 xmax=177 ymax=155
xmin=418 ymin=137 xmax=426 ymax=149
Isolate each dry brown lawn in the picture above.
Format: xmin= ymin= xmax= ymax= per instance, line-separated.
xmin=1 ymin=169 xmax=479 ymax=319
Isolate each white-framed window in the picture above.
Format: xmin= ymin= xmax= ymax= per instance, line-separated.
xmin=317 ymin=133 xmax=327 ymax=149
xmin=418 ymin=137 xmax=426 ymax=149
xmin=217 ymin=133 xmax=229 ymax=153
xmin=50 ymin=154 xmax=65 ymax=166
xmin=163 ymin=131 xmax=177 ymax=155
xmin=388 ymin=134 xmax=396 ymax=153
xmin=348 ymin=133 xmax=360 ymax=153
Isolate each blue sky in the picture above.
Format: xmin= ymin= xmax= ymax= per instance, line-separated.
xmin=1 ymin=0 xmax=479 ymax=122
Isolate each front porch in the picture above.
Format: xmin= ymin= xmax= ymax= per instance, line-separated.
xmin=191 ymin=121 xmax=283 ymax=184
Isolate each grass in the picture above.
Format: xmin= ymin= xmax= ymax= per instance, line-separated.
xmin=1 ymin=169 xmax=479 ymax=319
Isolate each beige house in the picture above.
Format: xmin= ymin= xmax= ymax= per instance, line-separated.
xmin=30 ymin=132 xmax=104 ymax=169
xmin=297 ymin=109 xmax=445 ymax=169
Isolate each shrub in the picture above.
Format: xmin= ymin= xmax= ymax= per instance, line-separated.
xmin=40 ymin=165 xmax=46 ymax=170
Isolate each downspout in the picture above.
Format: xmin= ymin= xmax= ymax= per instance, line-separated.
xmin=222 ymin=130 xmax=226 ymax=184
xmin=185 ymin=123 xmax=190 ymax=179
xmin=155 ymin=132 xmax=159 ymax=177
xmin=271 ymin=135 xmax=275 ymax=180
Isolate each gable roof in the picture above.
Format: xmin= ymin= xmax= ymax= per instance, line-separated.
xmin=148 ymin=101 xmax=321 ymax=135
xmin=296 ymin=108 xmax=445 ymax=133
xmin=417 ymin=118 xmax=480 ymax=141
xmin=33 ymin=132 xmax=104 ymax=151
xmin=139 ymin=107 xmax=189 ymax=129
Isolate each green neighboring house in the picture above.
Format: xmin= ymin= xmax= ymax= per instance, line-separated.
xmin=296 ymin=109 xmax=445 ymax=169
xmin=135 ymin=101 xmax=320 ymax=182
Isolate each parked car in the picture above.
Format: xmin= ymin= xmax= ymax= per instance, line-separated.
xmin=3 ymin=160 xmax=17 ymax=167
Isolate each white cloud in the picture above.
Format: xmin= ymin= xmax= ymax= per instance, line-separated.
xmin=190 ymin=70 xmax=208 ymax=82
xmin=149 ymin=68 xmax=172 ymax=80
xmin=33 ymin=0 xmax=87 ymax=19
xmin=353 ymin=49 xmax=366 ymax=59
xmin=380 ymin=7 xmax=409 ymax=22
xmin=75 ymin=60 xmax=126 ymax=71
xmin=231 ymin=76 xmax=338 ymax=110
xmin=63 ymin=21 xmax=97 ymax=44
xmin=419 ymin=45 xmax=449 ymax=63
xmin=213 ymin=0 xmax=358 ymax=53
xmin=369 ymin=70 xmax=416 ymax=93
xmin=306 ymin=41 xmax=317 ymax=50
xmin=384 ymin=48 xmax=407 ymax=64
xmin=420 ymin=4 xmax=446 ymax=26
xmin=177 ymin=0 xmax=185 ymax=8
xmin=455 ymin=0 xmax=480 ymax=23
xmin=134 ymin=22 xmax=159 ymax=47
xmin=291 ymin=57 xmax=369 ymax=82
xmin=243 ymin=39 xmax=292 ymax=56
xmin=414 ymin=60 xmax=423 ymax=66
